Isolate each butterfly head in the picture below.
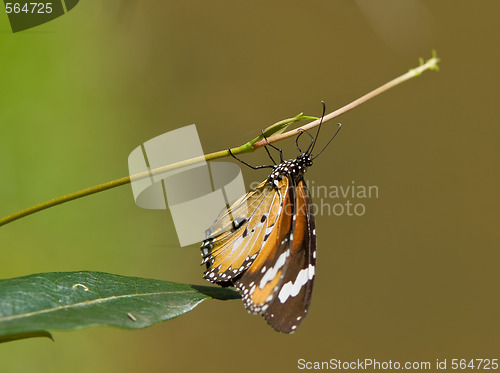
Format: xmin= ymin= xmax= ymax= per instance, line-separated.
xmin=297 ymin=152 xmax=313 ymax=168
xmin=269 ymin=153 xmax=313 ymax=187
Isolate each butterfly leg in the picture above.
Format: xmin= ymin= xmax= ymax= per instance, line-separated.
xmin=261 ymin=130 xmax=284 ymax=163
xmin=296 ymin=129 xmax=315 ymax=153
xmin=228 ymin=149 xmax=274 ymax=170
xmin=263 ymin=146 xmax=276 ymax=165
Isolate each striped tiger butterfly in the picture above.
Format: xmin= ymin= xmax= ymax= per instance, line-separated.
xmin=201 ymin=104 xmax=341 ymax=333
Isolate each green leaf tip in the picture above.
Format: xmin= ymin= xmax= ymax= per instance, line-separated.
xmin=190 ymin=285 xmax=241 ymax=300
xmin=0 ymin=271 xmax=239 ymax=343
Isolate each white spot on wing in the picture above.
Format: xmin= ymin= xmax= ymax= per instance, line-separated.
xmin=278 ymin=264 xmax=315 ymax=303
xmin=232 ymin=235 xmax=245 ymax=251
xmin=259 ymin=251 xmax=288 ymax=289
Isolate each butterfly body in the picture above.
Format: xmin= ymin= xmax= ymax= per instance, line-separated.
xmin=201 ymin=153 xmax=316 ymax=333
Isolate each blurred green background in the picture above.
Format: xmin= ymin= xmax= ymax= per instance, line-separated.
xmin=1 ymin=1 xmax=499 ymax=372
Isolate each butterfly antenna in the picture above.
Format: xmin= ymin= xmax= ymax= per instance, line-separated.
xmin=312 ymin=122 xmax=342 ymax=160
xmin=307 ymin=101 xmax=327 ymax=156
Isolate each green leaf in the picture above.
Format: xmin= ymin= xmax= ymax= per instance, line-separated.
xmin=0 ymin=271 xmax=239 ymax=343
xmin=247 ymin=113 xmax=318 ymax=146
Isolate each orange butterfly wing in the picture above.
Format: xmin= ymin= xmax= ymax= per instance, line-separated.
xmin=201 ymin=178 xmax=288 ymax=284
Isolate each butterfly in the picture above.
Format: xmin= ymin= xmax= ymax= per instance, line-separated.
xmin=201 ymin=104 xmax=341 ymax=333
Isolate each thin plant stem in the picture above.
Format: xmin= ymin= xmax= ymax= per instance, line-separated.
xmin=254 ymin=54 xmax=440 ymax=148
xmin=0 ymin=53 xmax=440 ymax=228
